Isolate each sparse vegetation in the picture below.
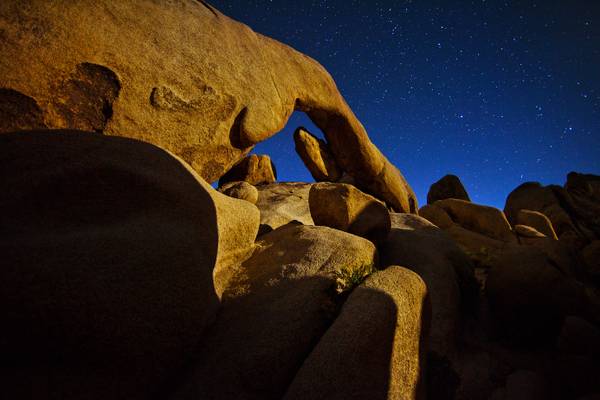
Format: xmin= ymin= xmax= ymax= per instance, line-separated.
xmin=334 ymin=262 xmax=375 ymax=294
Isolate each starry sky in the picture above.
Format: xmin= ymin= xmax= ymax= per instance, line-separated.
xmin=210 ymin=0 xmax=600 ymax=209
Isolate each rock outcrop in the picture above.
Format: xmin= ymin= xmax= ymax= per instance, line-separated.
xmin=294 ymin=127 xmax=342 ymax=182
xmin=504 ymin=181 xmax=590 ymax=245
xmin=284 ymin=266 xmax=429 ymax=400
xmin=0 ymin=129 xmax=259 ymax=399
xmin=218 ymin=154 xmax=277 ymax=187
xmin=0 ymin=0 xmax=416 ymax=212
xmin=309 ymin=182 xmax=391 ymax=243
xmin=427 ymin=174 xmax=471 ymax=204
xmin=255 ymin=182 xmax=315 ymax=232
xmin=172 ymin=224 xmax=378 ymax=400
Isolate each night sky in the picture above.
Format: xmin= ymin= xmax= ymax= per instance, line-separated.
xmin=211 ymin=0 xmax=600 ymax=209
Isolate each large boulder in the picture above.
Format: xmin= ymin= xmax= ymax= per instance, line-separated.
xmin=294 ymin=127 xmax=342 ymax=182
xmin=255 ymin=182 xmax=314 ymax=232
xmin=427 ymin=174 xmax=471 ymax=204
xmin=380 ymin=213 xmax=478 ymax=398
xmin=485 ymin=245 xmax=593 ymax=343
xmin=517 ymin=209 xmax=558 ymax=240
xmin=283 ymin=266 xmax=429 ymax=400
xmin=309 ymin=182 xmax=391 ymax=243
xmin=419 ymin=203 xmax=454 ymax=229
xmin=434 ymin=199 xmax=516 ymax=243
xmin=218 ymin=154 xmax=277 ymax=187
xmin=0 ymin=0 xmax=417 ymax=213
xmin=172 ymin=224 xmax=378 ymax=400
xmin=0 ymin=130 xmax=259 ymax=399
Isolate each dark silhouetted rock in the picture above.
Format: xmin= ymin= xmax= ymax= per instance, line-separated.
xmin=309 ymin=182 xmax=391 ymax=243
xmin=294 ymin=127 xmax=342 ymax=182
xmin=0 ymin=129 xmax=259 ymax=399
xmin=486 ymin=245 xmax=591 ymax=343
xmin=427 ymin=174 xmax=471 ymax=204
xmin=283 ymin=266 xmax=428 ymax=400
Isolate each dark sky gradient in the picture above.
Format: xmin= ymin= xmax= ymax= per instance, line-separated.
xmin=210 ymin=0 xmax=600 ymax=209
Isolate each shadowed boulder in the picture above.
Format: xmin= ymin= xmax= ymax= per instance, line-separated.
xmin=0 ymin=129 xmax=259 ymax=399
xmin=0 ymin=0 xmax=416 ymax=212
xmin=284 ymin=266 xmax=429 ymax=400
xmin=171 ymin=224 xmax=378 ymax=400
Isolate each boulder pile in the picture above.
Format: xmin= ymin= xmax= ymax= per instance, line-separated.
xmin=0 ymin=2 xmax=599 ymax=400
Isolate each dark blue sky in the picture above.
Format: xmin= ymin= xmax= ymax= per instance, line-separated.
xmin=211 ymin=0 xmax=600 ymax=209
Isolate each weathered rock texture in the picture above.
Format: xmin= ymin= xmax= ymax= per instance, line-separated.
xmin=0 ymin=0 xmax=416 ymax=212
xmin=284 ymin=266 xmax=429 ymax=400
xmin=218 ymin=154 xmax=277 ymax=187
xmin=172 ymin=224 xmax=377 ymax=400
xmin=0 ymin=129 xmax=259 ymax=399
xmin=309 ymin=182 xmax=391 ymax=243
xmin=255 ymin=182 xmax=315 ymax=232
xmin=427 ymin=174 xmax=471 ymax=204
xmin=294 ymin=127 xmax=342 ymax=182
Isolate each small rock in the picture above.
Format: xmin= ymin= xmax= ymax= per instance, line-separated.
xmin=514 ymin=224 xmax=547 ymax=238
xmin=219 ymin=181 xmax=259 ymax=204
xmin=517 ymin=209 xmax=558 ymax=240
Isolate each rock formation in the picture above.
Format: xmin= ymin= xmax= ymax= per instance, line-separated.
xmin=294 ymin=127 xmax=342 ymax=182
xmin=0 ymin=0 xmax=417 ymax=212
xmin=2 ymin=2 xmax=600 ymax=399
xmin=284 ymin=266 xmax=428 ymax=400
xmin=171 ymin=223 xmax=378 ymax=400
xmin=218 ymin=154 xmax=277 ymax=187
xmin=427 ymin=174 xmax=471 ymax=204
xmin=0 ymin=129 xmax=259 ymax=399
xmin=309 ymin=182 xmax=391 ymax=243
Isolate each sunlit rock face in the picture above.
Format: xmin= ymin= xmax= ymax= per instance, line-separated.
xmin=0 ymin=0 xmax=416 ymax=212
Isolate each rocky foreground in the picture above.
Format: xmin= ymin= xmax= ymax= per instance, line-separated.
xmin=1 ymin=1 xmax=599 ymax=400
